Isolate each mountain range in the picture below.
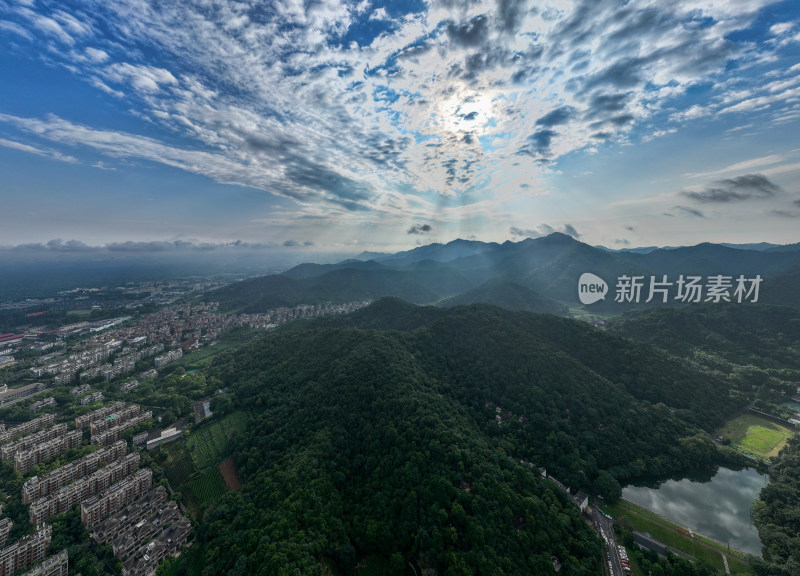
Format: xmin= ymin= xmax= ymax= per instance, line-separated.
xmin=208 ymin=234 xmax=800 ymax=313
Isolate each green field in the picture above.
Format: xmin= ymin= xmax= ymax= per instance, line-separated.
xmin=719 ymin=414 xmax=793 ymax=460
xmin=162 ymin=442 xmax=196 ymax=486
xmin=66 ymin=309 xmax=92 ymax=317
xmin=186 ymin=411 xmax=248 ymax=469
xmin=188 ymin=467 xmax=227 ymax=507
xmin=179 ymin=342 xmax=237 ymax=368
xmin=602 ymin=500 xmax=753 ymax=576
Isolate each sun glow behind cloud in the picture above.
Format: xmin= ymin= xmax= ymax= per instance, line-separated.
xmin=0 ymin=0 xmax=798 ymax=249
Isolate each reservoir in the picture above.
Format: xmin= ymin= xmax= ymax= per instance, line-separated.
xmin=622 ymin=467 xmax=766 ymax=557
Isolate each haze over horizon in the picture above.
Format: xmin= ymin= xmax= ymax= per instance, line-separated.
xmin=2 ymin=0 xmax=799 ymax=254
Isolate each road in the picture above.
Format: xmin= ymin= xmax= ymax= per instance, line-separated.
xmin=592 ymin=506 xmax=625 ymax=576
xmin=633 ymin=530 xmax=696 ymax=562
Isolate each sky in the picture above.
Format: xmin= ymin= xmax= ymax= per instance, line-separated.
xmin=1 ymin=0 xmax=799 ymax=257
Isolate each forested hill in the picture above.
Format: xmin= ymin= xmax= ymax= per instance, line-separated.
xmin=197 ymin=301 xmax=746 ymax=575
xmin=752 ymin=436 xmax=800 ymax=576
xmin=607 ymin=304 xmax=800 ymax=370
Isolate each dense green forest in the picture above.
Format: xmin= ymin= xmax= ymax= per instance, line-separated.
xmin=189 ymin=300 xmax=749 ymax=575
xmin=437 ymin=279 xmax=568 ymax=315
xmin=751 ymin=436 xmax=800 ymax=576
xmin=607 ymin=304 xmax=800 ymax=370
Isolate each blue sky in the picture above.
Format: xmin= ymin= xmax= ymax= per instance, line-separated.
xmin=1 ymin=0 xmax=799 ymax=255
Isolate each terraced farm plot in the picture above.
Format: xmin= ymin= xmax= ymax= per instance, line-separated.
xmin=163 ymin=443 xmax=195 ymax=487
xmin=186 ymin=411 xmax=248 ymax=468
xmin=720 ymin=414 xmax=794 ymax=460
xmin=189 ymin=467 xmax=227 ymax=507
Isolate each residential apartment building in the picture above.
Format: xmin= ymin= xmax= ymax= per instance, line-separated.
xmin=153 ymin=349 xmax=182 ymax=368
xmin=29 ymin=452 xmax=140 ymax=526
xmin=121 ymin=517 xmax=192 ymax=576
xmin=110 ymin=501 xmax=181 ymax=560
xmin=0 ymin=525 xmax=51 ymax=576
xmin=91 ymin=412 xmax=152 ymax=447
xmin=23 ymin=441 xmax=127 ymax=503
xmin=1 ymin=424 xmax=67 ymax=461
xmin=80 ymin=392 xmax=105 ymax=406
xmin=28 ymin=398 xmax=56 ymax=414
xmin=90 ymin=486 xmax=169 ymax=546
xmin=89 ymin=405 xmax=141 ymax=436
xmin=75 ymin=401 xmax=125 ymax=429
xmin=0 ymin=519 xmax=11 ymax=547
xmin=0 ymin=414 xmax=54 ymax=445
xmin=19 ymin=550 xmax=68 ymax=576
xmin=81 ymin=469 xmax=153 ymax=528
xmin=120 ymin=380 xmax=140 ymax=393
xmin=14 ymin=429 xmax=83 ymax=473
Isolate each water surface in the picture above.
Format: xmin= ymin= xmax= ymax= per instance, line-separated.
xmin=623 ymin=467 xmax=766 ymax=557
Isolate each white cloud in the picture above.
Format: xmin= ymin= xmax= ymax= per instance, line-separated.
xmin=0 ymin=19 xmax=33 ymax=40
xmin=0 ymin=137 xmax=78 ymax=163
xmin=85 ymin=47 xmax=109 ymax=63
xmin=370 ymin=7 xmax=389 ymax=21
xmin=0 ymin=0 xmax=793 ymax=237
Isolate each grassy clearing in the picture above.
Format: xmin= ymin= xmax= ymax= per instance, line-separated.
xmin=719 ymin=414 xmax=793 ymax=460
xmin=601 ymin=500 xmax=753 ymax=576
xmin=66 ymin=309 xmax=92 ymax=317
xmin=180 ymin=342 xmax=236 ymax=368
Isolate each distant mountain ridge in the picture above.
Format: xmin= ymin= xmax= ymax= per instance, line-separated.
xmin=206 ymin=234 xmax=800 ymax=313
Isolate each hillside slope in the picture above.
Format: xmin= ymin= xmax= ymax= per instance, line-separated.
xmin=195 ymin=301 xmax=747 ymax=574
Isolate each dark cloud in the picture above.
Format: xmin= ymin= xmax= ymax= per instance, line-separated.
xmin=454 ymin=46 xmax=512 ymax=81
xmin=107 ymin=241 xmax=171 ymax=252
xmin=509 ymin=226 xmax=541 ymax=238
xmin=529 ymin=129 xmax=556 ymax=154
xmin=771 ymin=210 xmax=800 ymax=218
xmin=446 ymin=15 xmax=490 ymax=47
xmin=674 ymin=205 xmax=706 ymax=218
xmin=242 ymin=132 xmax=299 ymax=156
xmin=283 ymin=240 xmax=299 ymax=247
xmin=585 ymin=57 xmax=645 ymax=90
xmin=608 ymin=114 xmax=634 ymax=126
xmin=615 ymin=238 xmax=631 ymax=245
xmin=408 ymin=223 xmax=433 ymax=235
xmin=509 ymin=223 xmax=579 ymax=238
xmin=536 ymin=106 xmax=575 ymax=127
xmin=45 ymin=239 xmax=93 ymax=252
xmin=589 ymin=93 xmax=630 ymax=115
xmin=591 ymin=131 xmax=613 ymax=140
xmin=607 ymin=6 xmax=672 ymax=43
xmin=284 ymin=159 xmax=373 ymax=211
xmin=625 ymin=225 xmax=636 ymax=232
xmin=793 ymin=199 xmax=800 ymax=207
xmin=497 ymin=0 xmax=528 ymax=33
xmin=682 ymin=173 xmax=782 ymax=203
